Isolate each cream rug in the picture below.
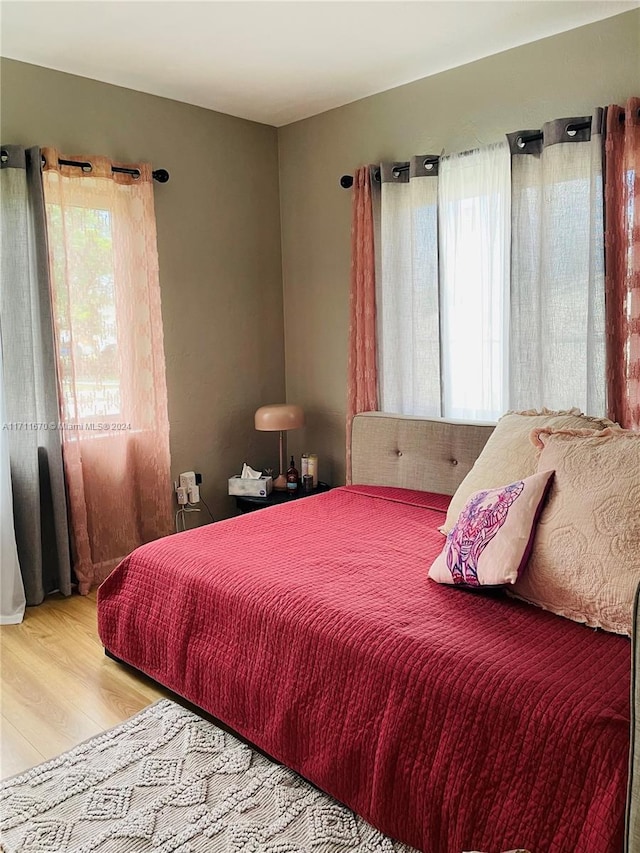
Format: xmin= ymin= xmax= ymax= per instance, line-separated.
xmin=1 ymin=699 xmax=416 ymax=853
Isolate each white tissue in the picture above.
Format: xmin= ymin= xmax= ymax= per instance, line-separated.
xmin=241 ymin=463 xmax=262 ymax=479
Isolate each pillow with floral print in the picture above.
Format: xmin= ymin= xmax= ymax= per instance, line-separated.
xmin=511 ymin=427 xmax=640 ymax=635
xmin=429 ymin=470 xmax=554 ymax=587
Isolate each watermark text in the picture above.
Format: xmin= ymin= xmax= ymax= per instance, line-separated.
xmin=2 ymin=422 xmax=132 ymax=431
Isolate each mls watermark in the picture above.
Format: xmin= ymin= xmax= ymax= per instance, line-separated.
xmin=2 ymin=422 xmax=132 ymax=431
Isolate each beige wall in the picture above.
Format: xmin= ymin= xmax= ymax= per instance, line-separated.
xmin=278 ymin=10 xmax=640 ymax=486
xmin=1 ymin=57 xmax=285 ymax=523
xmin=3 ymin=10 xmax=639 ymax=504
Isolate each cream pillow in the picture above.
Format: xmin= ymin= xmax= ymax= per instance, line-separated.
xmin=441 ymin=409 xmax=614 ymax=533
xmin=511 ymin=427 xmax=640 ymax=636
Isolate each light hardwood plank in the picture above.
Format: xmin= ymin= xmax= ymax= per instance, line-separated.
xmin=0 ymin=591 xmax=170 ymax=777
xmin=2 ymin=632 xmax=153 ymax=730
xmin=1 ymin=651 xmax=104 ymax=759
xmin=0 ymin=715 xmax=44 ymax=779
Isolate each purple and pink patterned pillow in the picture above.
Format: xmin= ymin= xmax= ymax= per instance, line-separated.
xmin=429 ymin=470 xmax=554 ymax=588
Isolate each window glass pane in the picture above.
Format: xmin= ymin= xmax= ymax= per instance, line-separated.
xmin=47 ymin=203 xmax=121 ymax=420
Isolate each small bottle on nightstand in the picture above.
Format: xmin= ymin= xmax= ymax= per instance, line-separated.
xmin=286 ymin=456 xmax=299 ymax=492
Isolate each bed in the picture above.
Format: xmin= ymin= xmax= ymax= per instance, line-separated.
xmin=98 ymin=412 xmax=635 ymax=853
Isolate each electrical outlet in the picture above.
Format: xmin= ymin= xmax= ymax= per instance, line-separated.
xmin=179 ymin=471 xmax=197 ymax=491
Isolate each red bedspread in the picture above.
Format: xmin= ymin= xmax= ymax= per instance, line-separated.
xmin=98 ymin=486 xmax=629 ymax=853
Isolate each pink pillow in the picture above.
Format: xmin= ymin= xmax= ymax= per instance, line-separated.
xmin=429 ymin=470 xmax=554 ymax=587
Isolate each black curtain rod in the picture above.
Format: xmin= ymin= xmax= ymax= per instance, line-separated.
xmin=340 ymin=121 xmax=591 ymax=187
xmin=340 ymin=109 xmax=633 ymax=189
xmin=340 ymin=158 xmax=439 ymax=189
xmin=514 ymin=118 xmax=593 ymax=149
xmin=40 ymin=155 xmax=169 ymax=183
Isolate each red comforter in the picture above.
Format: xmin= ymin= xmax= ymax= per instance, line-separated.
xmin=98 ymin=486 xmax=629 ymax=853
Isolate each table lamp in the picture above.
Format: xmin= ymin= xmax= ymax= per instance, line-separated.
xmin=254 ymin=404 xmax=305 ymax=491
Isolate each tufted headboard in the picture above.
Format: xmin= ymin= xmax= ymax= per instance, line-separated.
xmin=351 ymin=412 xmax=495 ymax=495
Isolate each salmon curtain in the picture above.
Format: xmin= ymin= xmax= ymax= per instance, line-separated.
xmin=346 ymin=166 xmax=378 ymax=484
xmin=605 ymin=97 xmax=640 ymax=429
xmin=42 ymin=150 xmax=173 ymax=593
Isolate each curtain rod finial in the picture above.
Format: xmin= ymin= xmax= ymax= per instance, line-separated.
xmin=340 ymin=175 xmax=353 ymax=189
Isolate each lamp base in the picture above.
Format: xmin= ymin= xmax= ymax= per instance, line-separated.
xmin=273 ymin=474 xmax=288 ymax=491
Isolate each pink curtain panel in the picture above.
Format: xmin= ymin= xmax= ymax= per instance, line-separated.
xmin=346 ymin=166 xmax=378 ymax=483
xmin=42 ymin=150 xmax=173 ymax=593
xmin=605 ymin=97 xmax=640 ymax=430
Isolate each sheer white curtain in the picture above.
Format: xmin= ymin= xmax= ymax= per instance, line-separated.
xmin=508 ymin=114 xmax=605 ymax=414
xmin=379 ymin=157 xmax=441 ymax=416
xmin=1 ymin=329 xmax=26 ymax=625
xmin=438 ymin=142 xmax=511 ymax=420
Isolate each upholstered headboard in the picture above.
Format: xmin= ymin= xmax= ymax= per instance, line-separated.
xmin=351 ymin=412 xmax=495 ymax=495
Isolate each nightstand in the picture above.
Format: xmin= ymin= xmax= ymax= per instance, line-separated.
xmin=235 ymin=482 xmax=331 ymax=513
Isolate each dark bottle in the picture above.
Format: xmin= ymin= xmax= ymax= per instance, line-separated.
xmin=286 ymin=455 xmax=299 ymax=492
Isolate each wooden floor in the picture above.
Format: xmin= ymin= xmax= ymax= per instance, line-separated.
xmin=0 ymin=591 xmax=172 ymax=779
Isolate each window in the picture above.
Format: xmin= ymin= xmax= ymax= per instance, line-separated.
xmin=377 ymin=134 xmax=604 ymax=420
xmin=47 ymin=204 xmax=121 ymax=420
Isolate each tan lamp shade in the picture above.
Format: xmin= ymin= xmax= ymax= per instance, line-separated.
xmin=254 ymin=404 xmax=304 ymax=491
xmin=254 ymin=404 xmax=304 ymax=432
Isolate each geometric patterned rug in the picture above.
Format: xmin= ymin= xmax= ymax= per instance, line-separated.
xmin=0 ymin=699 xmax=417 ymax=852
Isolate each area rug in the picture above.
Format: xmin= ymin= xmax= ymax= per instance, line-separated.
xmin=0 ymin=699 xmax=416 ymax=852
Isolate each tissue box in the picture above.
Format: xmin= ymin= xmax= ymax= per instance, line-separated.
xmin=228 ymin=475 xmax=273 ymax=498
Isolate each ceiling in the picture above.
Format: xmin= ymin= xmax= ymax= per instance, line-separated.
xmin=1 ymin=1 xmax=637 ymax=126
